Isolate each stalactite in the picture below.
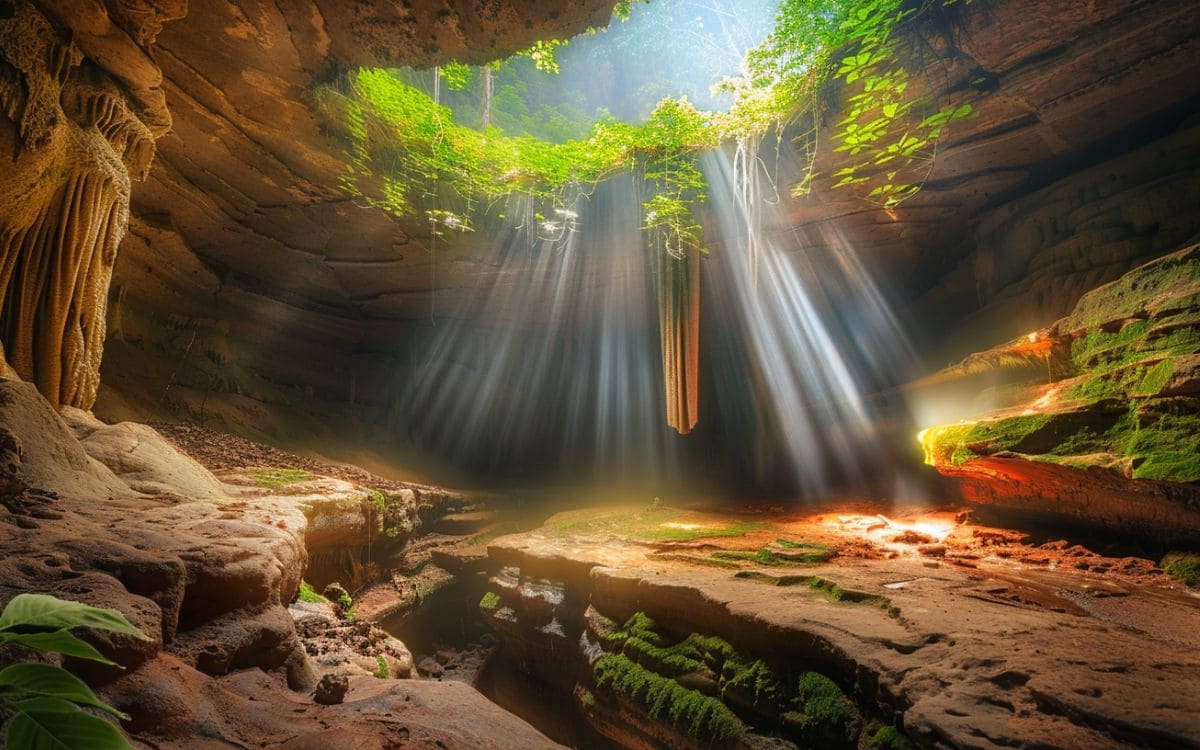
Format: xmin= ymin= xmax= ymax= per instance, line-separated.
xmin=64 ymin=87 xmax=157 ymax=178
xmin=657 ymin=247 xmax=700 ymax=435
xmin=0 ymin=1 xmax=160 ymax=408
xmin=0 ymin=167 xmax=126 ymax=407
xmin=0 ymin=3 xmax=82 ymax=151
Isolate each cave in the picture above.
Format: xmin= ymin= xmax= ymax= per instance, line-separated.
xmin=1 ymin=0 xmax=1198 ymax=747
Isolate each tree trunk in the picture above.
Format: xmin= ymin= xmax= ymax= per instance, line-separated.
xmin=481 ymin=66 xmax=493 ymax=128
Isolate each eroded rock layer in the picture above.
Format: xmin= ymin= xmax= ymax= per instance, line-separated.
xmin=479 ymin=506 xmax=1200 ymax=749
xmin=0 ymin=376 xmax=565 ymax=747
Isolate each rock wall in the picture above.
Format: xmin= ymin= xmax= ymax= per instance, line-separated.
xmin=88 ymin=0 xmax=1200 ymax=447
xmin=0 ymin=0 xmax=619 ymax=413
xmin=781 ymin=0 xmax=1200 ymax=365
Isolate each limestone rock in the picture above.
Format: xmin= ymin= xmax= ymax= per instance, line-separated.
xmin=76 ymin=418 xmax=226 ymax=498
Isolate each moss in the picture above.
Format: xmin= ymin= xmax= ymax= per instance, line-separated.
xmin=297 ymin=580 xmax=323 ymax=604
xmin=366 ymin=488 xmax=386 ymax=510
xmin=374 ymin=655 xmax=390 ymax=679
xmin=1135 ymin=359 xmax=1175 ymax=396
xmin=725 ymin=657 xmax=790 ymax=709
xmin=552 ymin=506 xmax=765 ymax=542
xmin=479 ymin=591 xmax=501 ymax=610
xmin=871 ymin=725 xmax=914 ymax=750
xmin=711 ymin=541 xmax=833 ymax=566
xmin=1161 ymin=552 xmax=1200 ymax=585
xmin=789 ymin=671 xmax=855 ymax=746
xmin=1123 ymin=412 xmax=1200 ymax=482
xmin=1063 ymin=246 xmax=1200 ymax=331
xmin=250 ymin=467 xmax=313 ymax=490
xmin=593 ymin=653 xmax=742 ymax=742
xmin=579 ymin=688 xmax=596 ymax=707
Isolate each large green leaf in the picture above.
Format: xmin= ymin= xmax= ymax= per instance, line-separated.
xmin=6 ymin=697 xmax=132 ymax=750
xmin=0 ymin=595 xmax=143 ymax=637
xmin=0 ymin=663 xmax=129 ymax=719
xmin=0 ymin=630 xmax=119 ymax=666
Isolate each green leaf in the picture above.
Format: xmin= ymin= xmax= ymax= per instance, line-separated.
xmin=0 ymin=664 xmax=129 ymax=719
xmin=6 ymin=697 xmax=132 ymax=750
xmin=0 ymin=595 xmax=143 ymax=637
xmin=0 ymin=630 xmax=119 ymax=666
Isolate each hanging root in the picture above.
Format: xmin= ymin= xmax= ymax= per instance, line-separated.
xmin=658 ymin=247 xmax=700 ymax=434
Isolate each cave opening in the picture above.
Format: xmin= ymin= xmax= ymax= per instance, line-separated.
xmin=1 ymin=0 xmax=1198 ymax=748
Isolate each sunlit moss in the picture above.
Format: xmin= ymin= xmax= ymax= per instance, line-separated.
xmin=1161 ymin=552 xmax=1200 ymax=585
xmin=250 ymin=467 xmax=313 ymax=489
xmin=551 ymin=505 xmax=765 ymax=542
xmin=479 ymin=591 xmax=501 ymax=610
xmin=711 ymin=540 xmax=833 ymax=565
xmin=296 ymin=580 xmax=323 ymax=604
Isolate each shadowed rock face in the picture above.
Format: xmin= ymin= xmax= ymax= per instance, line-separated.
xmin=0 ymin=0 xmax=618 ymax=410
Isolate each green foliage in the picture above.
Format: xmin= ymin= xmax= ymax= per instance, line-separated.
xmin=366 ymin=488 xmax=386 ymax=510
xmin=336 ymin=592 xmax=354 ymax=611
xmin=250 ymin=467 xmax=313 ymax=490
xmin=518 ymin=39 xmax=569 ymax=75
xmin=613 ymin=0 xmax=651 ymax=21
xmin=440 ymin=62 xmax=472 ymax=91
xmin=326 ymin=69 xmax=716 ymax=249
xmin=0 ymin=594 xmax=147 ymax=749
xmin=635 ymin=97 xmax=716 ymax=259
xmin=297 ymin=581 xmax=323 ymax=604
xmin=727 ymin=0 xmax=974 ymax=207
xmin=324 ymin=0 xmax=975 ymax=253
xmin=374 ymin=655 xmax=390 ymax=679
xmin=479 ymin=591 xmax=501 ymax=610
xmin=1161 ymin=552 xmax=1200 ymax=586
xmin=0 ymin=594 xmax=147 ymax=668
xmin=593 ymin=653 xmax=743 ymax=742
xmin=871 ymin=725 xmax=915 ymax=750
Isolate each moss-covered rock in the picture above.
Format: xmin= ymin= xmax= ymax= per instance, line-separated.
xmin=921 ymin=245 xmax=1200 ymax=485
xmin=592 ymin=611 xmax=866 ymax=746
xmin=1161 ymin=552 xmax=1200 ymax=585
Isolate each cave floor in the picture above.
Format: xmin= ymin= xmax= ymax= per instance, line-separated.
xmin=485 ymin=502 xmax=1200 ymax=748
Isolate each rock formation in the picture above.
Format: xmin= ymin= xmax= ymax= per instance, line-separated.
xmin=918 ymin=244 xmax=1200 ymax=540
xmin=0 ymin=0 xmax=171 ymax=408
